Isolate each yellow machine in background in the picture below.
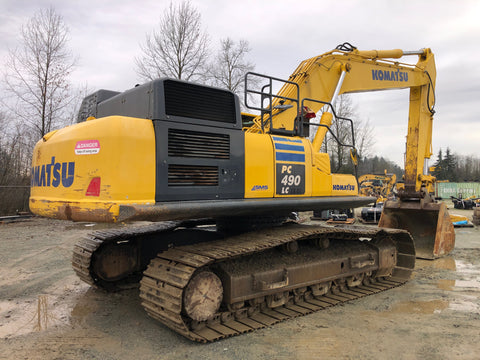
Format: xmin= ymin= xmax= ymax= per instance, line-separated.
xmin=358 ymin=171 xmax=397 ymax=200
xmin=358 ymin=171 xmax=397 ymax=223
xmin=29 ymin=44 xmax=453 ymax=342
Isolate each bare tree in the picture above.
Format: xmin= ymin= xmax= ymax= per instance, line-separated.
xmin=354 ymin=117 xmax=375 ymax=160
xmin=3 ymin=7 xmax=76 ymax=139
xmin=314 ymin=95 xmax=375 ymax=173
xmin=209 ymin=38 xmax=255 ymax=97
xmin=135 ymin=1 xmax=209 ymax=82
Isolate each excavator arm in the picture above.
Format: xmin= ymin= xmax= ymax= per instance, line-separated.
xmin=246 ymin=44 xmax=453 ymax=259
xmin=247 ymin=45 xmax=435 ymax=191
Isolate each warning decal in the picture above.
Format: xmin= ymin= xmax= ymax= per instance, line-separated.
xmin=75 ymin=140 xmax=100 ymax=155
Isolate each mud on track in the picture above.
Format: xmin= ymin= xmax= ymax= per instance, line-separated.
xmin=0 ymin=208 xmax=479 ymax=360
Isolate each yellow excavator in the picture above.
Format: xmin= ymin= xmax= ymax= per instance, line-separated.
xmin=359 ymin=171 xmax=396 ymax=223
xmin=358 ymin=171 xmax=396 ymax=199
xmin=29 ymin=44 xmax=454 ymax=342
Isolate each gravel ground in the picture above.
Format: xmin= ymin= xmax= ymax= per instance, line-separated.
xmin=0 ymin=206 xmax=479 ymax=360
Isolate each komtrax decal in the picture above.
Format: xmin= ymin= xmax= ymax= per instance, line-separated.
xmin=31 ymin=156 xmax=75 ymax=188
xmin=372 ymin=69 xmax=409 ymax=82
xmin=332 ymin=184 xmax=356 ymax=191
xmin=276 ymin=164 xmax=305 ymax=195
xmin=251 ymin=185 xmax=269 ymax=191
xmin=75 ymin=140 xmax=100 ymax=155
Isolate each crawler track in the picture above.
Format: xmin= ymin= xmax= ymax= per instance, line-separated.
xmin=139 ymin=224 xmax=415 ymax=342
xmin=72 ymin=221 xmax=181 ymax=289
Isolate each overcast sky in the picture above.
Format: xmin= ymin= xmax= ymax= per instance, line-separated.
xmin=1 ymin=0 xmax=479 ymax=166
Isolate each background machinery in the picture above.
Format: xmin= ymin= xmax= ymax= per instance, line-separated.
xmin=29 ymin=44 xmax=453 ymax=341
xmin=359 ymin=171 xmax=397 ymax=223
xmin=450 ymin=195 xmax=480 ymax=210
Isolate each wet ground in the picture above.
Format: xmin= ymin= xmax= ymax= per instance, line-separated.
xmin=0 ymin=206 xmax=479 ymax=359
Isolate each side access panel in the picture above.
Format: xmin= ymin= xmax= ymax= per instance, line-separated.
xmin=154 ymin=121 xmax=245 ymax=201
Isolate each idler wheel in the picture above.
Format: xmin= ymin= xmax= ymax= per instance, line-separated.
xmin=183 ymin=271 xmax=223 ymax=322
xmin=92 ymin=242 xmax=137 ymax=282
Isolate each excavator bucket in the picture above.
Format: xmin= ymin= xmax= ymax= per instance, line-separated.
xmin=379 ymin=200 xmax=455 ymax=259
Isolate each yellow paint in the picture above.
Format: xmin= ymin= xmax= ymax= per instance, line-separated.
xmin=29 ymin=116 xmax=156 ymax=222
xmin=244 ymin=132 xmax=274 ymax=198
xmin=331 ymin=174 xmax=358 ymax=196
xmin=245 ymin=132 xmax=355 ymax=198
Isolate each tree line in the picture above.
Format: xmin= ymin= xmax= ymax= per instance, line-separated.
xmin=432 ymin=148 xmax=480 ymax=182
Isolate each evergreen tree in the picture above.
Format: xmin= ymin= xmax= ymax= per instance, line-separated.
xmin=444 ymin=148 xmax=457 ymax=181
xmin=433 ymin=149 xmax=445 ymax=179
xmin=433 ymin=148 xmax=458 ymax=181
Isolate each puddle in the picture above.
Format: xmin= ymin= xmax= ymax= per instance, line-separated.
xmin=437 ymin=279 xmax=456 ymax=291
xmin=71 ymin=302 xmax=98 ymax=324
xmin=449 ymin=295 xmax=480 ymax=313
xmin=436 ymin=259 xmax=480 ymax=291
xmin=0 ymin=296 xmax=70 ymax=338
xmin=456 ymin=260 xmax=480 ymax=276
xmin=416 ymin=256 xmax=457 ymax=271
xmin=0 ymin=282 xmax=90 ymax=339
xmin=455 ymin=279 xmax=480 ymax=289
xmin=437 ymin=279 xmax=480 ymax=291
xmin=388 ymin=300 xmax=449 ymax=315
xmin=387 ymin=296 xmax=480 ymax=315
xmin=418 ymin=255 xmax=480 ymax=291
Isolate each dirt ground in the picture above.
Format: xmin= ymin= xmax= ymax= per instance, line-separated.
xmin=1 ymin=204 xmax=479 ymax=360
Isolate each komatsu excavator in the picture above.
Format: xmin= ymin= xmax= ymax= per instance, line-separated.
xmin=29 ymin=44 xmax=454 ymax=342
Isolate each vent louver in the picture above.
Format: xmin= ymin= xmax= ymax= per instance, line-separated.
xmin=168 ymin=164 xmax=218 ymax=186
xmin=168 ymin=129 xmax=230 ymax=159
xmin=164 ymin=80 xmax=236 ymax=124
